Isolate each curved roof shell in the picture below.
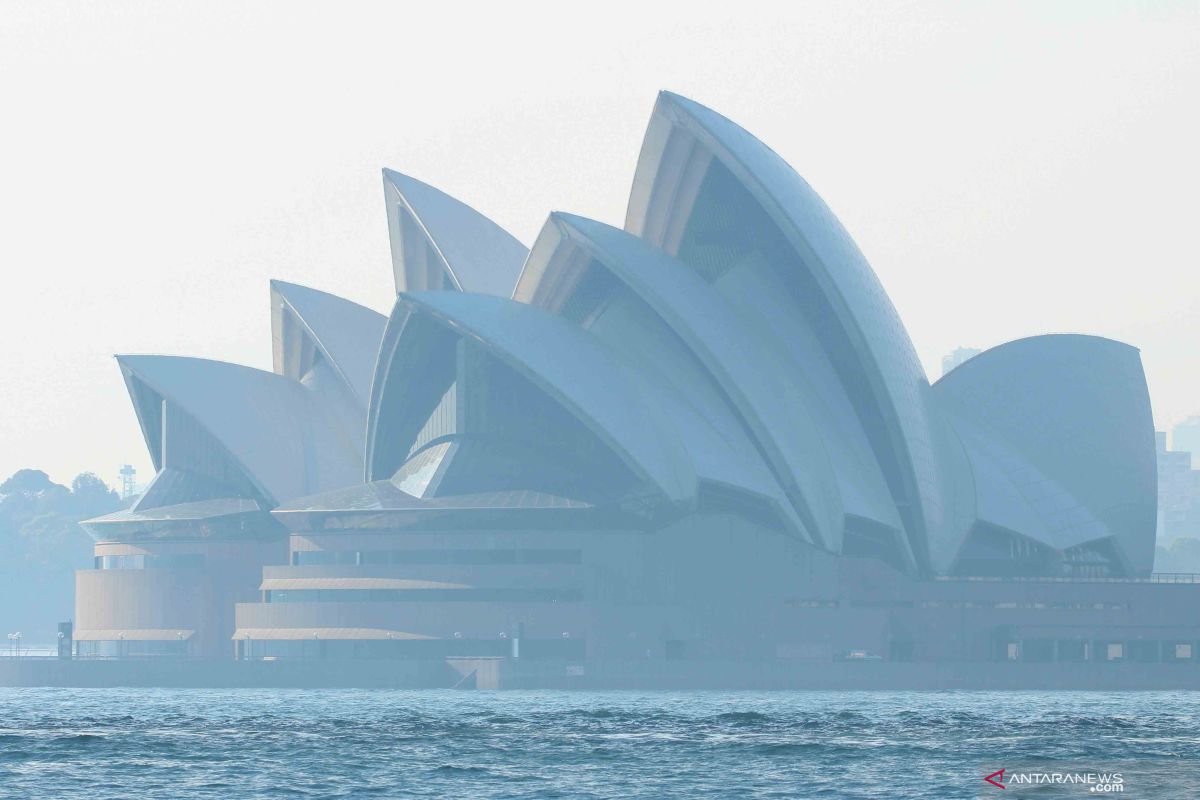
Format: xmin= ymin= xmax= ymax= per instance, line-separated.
xmin=367 ymin=292 xmax=698 ymax=513
xmin=98 ymin=91 xmax=1156 ymax=578
xmin=515 ymin=212 xmax=905 ymax=549
xmin=118 ymin=355 xmax=363 ymax=507
xmin=355 ymin=93 xmax=1154 ymax=576
xmin=933 ymin=334 xmax=1157 ymax=575
xmin=270 ymin=280 xmax=386 ymax=408
xmin=623 ymin=90 xmax=966 ymax=572
xmin=382 ymin=169 xmax=528 ymax=298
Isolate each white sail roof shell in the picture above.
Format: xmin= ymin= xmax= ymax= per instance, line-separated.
xmin=119 ymin=355 xmax=362 ymax=505
xmin=382 ymin=169 xmax=528 ymax=298
xmin=270 ymin=280 xmax=386 ymax=407
xmin=389 ymin=291 xmax=698 ymax=508
xmin=934 ymin=334 xmax=1157 ymax=575
xmin=625 ymin=90 xmax=965 ymax=571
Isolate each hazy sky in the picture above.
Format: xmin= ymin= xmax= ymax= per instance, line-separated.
xmin=1 ymin=1 xmax=1197 ymax=488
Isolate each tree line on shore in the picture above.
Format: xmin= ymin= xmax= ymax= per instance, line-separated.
xmin=0 ymin=469 xmax=124 ymax=640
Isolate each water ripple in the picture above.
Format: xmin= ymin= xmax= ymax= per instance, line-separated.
xmin=0 ymin=689 xmax=1197 ymax=798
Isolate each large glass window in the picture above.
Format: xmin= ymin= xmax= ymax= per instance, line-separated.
xmin=239 ymin=637 xmax=584 ymax=661
xmin=265 ymin=587 xmax=583 ymax=604
xmin=292 ymin=550 xmax=360 ymax=566
xmin=75 ymin=639 xmax=189 ymax=658
xmin=94 ymin=554 xmax=204 ymax=570
xmin=292 ymin=549 xmax=581 ymax=566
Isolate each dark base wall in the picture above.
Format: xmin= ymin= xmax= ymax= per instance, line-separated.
xmin=72 ymin=516 xmax=1200 ymax=673
xmin=6 ymin=657 xmax=1200 ymax=690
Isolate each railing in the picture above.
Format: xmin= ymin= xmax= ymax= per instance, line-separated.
xmin=936 ymin=572 xmax=1200 ymax=584
xmin=0 ymin=654 xmax=59 ymax=660
xmin=0 ymin=653 xmax=208 ymax=661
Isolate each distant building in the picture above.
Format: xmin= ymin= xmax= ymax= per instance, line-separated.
xmin=1157 ymin=430 xmax=1200 ymax=546
xmin=75 ymin=92 xmax=1200 ymax=679
xmin=1174 ymin=417 xmax=1200 ymax=458
xmin=941 ymin=347 xmax=982 ymax=377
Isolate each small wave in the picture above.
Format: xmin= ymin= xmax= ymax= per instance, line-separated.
xmin=480 ymin=713 xmax=522 ymax=724
xmin=432 ymin=764 xmax=491 ymax=775
xmin=0 ymin=690 xmax=1196 ymax=798
xmin=1020 ymin=715 xmax=1142 ymax=733
xmin=53 ymin=733 xmax=107 ymax=744
xmin=832 ymin=710 xmax=867 ymax=721
xmin=749 ymin=742 xmax=843 ymax=755
xmin=711 ymin=711 xmax=772 ymax=725
xmin=579 ymin=707 xmax=617 ymax=718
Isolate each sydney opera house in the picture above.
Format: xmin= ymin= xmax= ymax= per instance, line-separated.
xmin=71 ymin=92 xmax=1200 ymax=684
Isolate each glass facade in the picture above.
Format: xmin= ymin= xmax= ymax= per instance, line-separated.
xmin=94 ymin=553 xmax=205 ymax=570
xmin=292 ymin=548 xmax=582 ymax=566
xmin=238 ymin=637 xmax=584 ymax=661
xmin=264 ymin=588 xmax=583 ymax=603
xmin=75 ymin=640 xmax=190 ymax=658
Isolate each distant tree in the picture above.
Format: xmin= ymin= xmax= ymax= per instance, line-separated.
xmin=0 ymin=469 xmax=125 ymax=637
xmin=0 ymin=469 xmax=56 ymax=495
xmin=19 ymin=512 xmax=87 ymax=571
xmin=1 ymin=471 xmax=62 ymax=557
xmin=68 ymin=472 xmax=122 ymax=518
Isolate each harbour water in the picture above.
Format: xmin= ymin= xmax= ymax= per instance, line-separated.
xmin=1 ymin=689 xmax=1198 ymax=798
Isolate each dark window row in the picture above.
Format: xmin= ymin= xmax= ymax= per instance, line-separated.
xmin=94 ymin=554 xmax=204 ymax=570
xmin=291 ymin=548 xmax=583 ymax=567
xmin=997 ymin=639 xmax=1195 ymax=664
xmin=265 ymin=587 xmax=584 ymax=604
xmin=787 ymin=599 xmax=1133 ymax=611
xmin=237 ymin=637 xmax=585 ymax=661
xmin=75 ymin=640 xmax=190 ymax=658
xmin=923 ymin=600 xmax=1131 ymax=611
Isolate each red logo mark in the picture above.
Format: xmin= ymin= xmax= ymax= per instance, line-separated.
xmin=984 ymin=769 xmax=1006 ymax=789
